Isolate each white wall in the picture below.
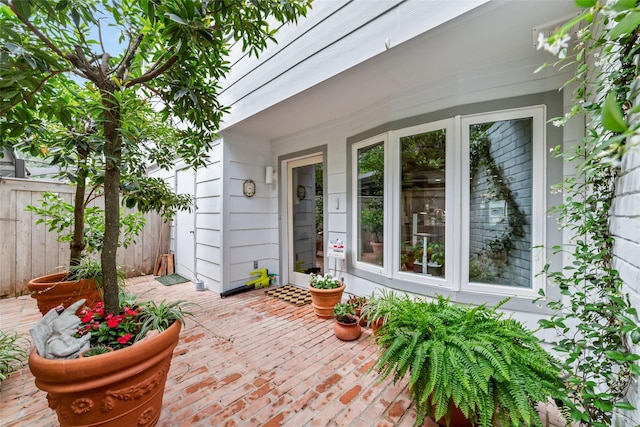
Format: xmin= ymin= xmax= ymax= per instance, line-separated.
xmin=223 ymin=132 xmax=275 ymax=291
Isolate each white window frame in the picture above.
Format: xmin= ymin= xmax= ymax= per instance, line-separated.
xmin=351 ymin=134 xmax=390 ymax=276
xmin=349 ymin=105 xmax=546 ymax=299
xmin=460 ymin=106 xmax=546 ymax=298
xmin=390 ymin=119 xmax=458 ymax=290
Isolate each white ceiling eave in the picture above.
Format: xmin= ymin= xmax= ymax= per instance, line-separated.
xmin=221 ymin=0 xmax=577 ymax=141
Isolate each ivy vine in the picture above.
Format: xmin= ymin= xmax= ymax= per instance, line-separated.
xmin=535 ymin=1 xmax=640 ymax=426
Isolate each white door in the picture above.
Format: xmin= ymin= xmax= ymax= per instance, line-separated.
xmin=287 ymin=154 xmax=324 ymax=287
xmin=175 ymin=167 xmax=196 ymax=280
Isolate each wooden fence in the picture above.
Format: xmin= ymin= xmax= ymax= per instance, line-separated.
xmin=0 ymin=177 xmax=170 ymax=298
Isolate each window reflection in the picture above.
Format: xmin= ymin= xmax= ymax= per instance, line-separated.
xmin=400 ymin=130 xmax=446 ymax=278
xmin=468 ymin=119 xmax=532 ymax=288
xmin=357 ymin=142 xmax=384 ymax=266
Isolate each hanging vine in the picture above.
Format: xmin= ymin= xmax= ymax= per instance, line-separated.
xmin=535 ymin=1 xmax=640 ymax=426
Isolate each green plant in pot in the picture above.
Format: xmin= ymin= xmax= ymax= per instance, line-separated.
xmin=372 ymin=294 xmax=564 ymax=427
xmin=309 ymin=273 xmax=346 ymax=318
xmin=332 ymin=302 xmax=361 ymax=341
xmin=426 ymin=241 xmax=444 ymax=276
xmin=361 ymin=197 xmax=384 ymax=262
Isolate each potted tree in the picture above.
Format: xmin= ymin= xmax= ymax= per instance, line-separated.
xmin=308 ymin=273 xmax=346 ymax=318
xmin=361 ymin=197 xmax=384 ymax=262
xmin=333 ymin=303 xmax=361 ymax=341
xmin=28 ymin=298 xmax=192 ymax=427
xmin=26 ymin=191 xmax=145 ymax=315
xmin=371 ymin=294 xmax=564 ymax=427
xmin=2 ymin=1 xmax=310 ymax=425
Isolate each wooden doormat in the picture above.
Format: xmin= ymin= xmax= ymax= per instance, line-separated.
xmin=265 ymin=285 xmax=311 ymax=306
xmin=155 ymin=274 xmax=190 ymax=286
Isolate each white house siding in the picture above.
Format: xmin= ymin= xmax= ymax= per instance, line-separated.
xmin=195 ymin=141 xmax=224 ymax=292
xmin=219 ymin=0 xmax=490 ymax=136
xmin=611 ymin=130 xmax=640 ymax=424
xmin=222 ymin=132 xmax=276 ymax=292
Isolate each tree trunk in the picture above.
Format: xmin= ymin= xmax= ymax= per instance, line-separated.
xmin=101 ymin=86 xmax=122 ymax=314
xmin=70 ymin=173 xmax=86 ymax=267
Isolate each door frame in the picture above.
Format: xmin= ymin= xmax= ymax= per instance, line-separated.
xmin=279 ymin=150 xmax=325 ymax=288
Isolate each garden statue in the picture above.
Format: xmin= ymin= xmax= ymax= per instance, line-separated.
xmin=30 ymin=299 xmax=90 ymax=360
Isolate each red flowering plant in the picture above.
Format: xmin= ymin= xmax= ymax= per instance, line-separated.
xmin=75 ymin=302 xmax=141 ymax=350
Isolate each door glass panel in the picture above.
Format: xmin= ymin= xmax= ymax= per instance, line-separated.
xmin=399 ymin=130 xmax=446 ymax=277
xmin=357 ymin=142 xmax=384 ymax=266
xmin=292 ymin=163 xmax=323 ymax=275
xmin=468 ymin=118 xmax=532 ymax=288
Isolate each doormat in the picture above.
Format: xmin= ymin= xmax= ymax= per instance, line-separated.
xmin=265 ymin=285 xmax=311 ymax=306
xmin=155 ymin=274 xmax=190 ymax=286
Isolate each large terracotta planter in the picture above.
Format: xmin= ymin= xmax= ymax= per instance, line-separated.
xmin=28 ymin=272 xmax=103 ymax=316
xmin=28 ymin=321 xmax=181 ymax=427
xmin=333 ymin=319 xmax=361 ymax=341
xmin=308 ymin=282 xmax=346 ymax=318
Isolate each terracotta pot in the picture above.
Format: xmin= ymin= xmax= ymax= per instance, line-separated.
xmin=333 ymin=318 xmax=362 ymax=341
xmin=29 ymin=321 xmax=181 ymax=427
xmin=308 ymin=282 xmax=346 ymax=319
xmin=371 ymin=318 xmax=385 ymax=336
xmin=431 ymin=403 xmax=473 ymax=427
xmin=28 ymin=272 xmax=103 ymax=316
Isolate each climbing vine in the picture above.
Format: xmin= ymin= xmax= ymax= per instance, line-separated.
xmin=535 ymin=1 xmax=640 ymax=426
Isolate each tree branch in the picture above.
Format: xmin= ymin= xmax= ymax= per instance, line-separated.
xmin=0 ymin=70 xmax=62 ymax=115
xmin=125 ymin=54 xmax=179 ymax=87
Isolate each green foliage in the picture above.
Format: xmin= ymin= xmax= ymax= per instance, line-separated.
xmin=81 ymin=345 xmax=113 ymax=358
xmin=333 ymin=302 xmax=356 ymax=323
xmin=136 ymin=299 xmax=196 ymax=341
xmin=0 ymin=331 xmax=28 ymax=387
xmin=372 ymin=295 xmax=564 ymax=427
xmin=361 ymin=197 xmax=384 ymax=242
xmin=309 ymin=273 xmax=342 ymax=289
xmin=535 ymin=1 xmax=640 ymax=425
xmin=26 ymin=192 xmax=146 ymax=255
xmin=360 ymin=288 xmax=403 ymax=327
xmin=0 ymin=0 xmax=311 ymax=313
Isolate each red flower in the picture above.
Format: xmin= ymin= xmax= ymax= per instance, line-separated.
xmin=117 ymin=333 xmax=132 ymax=344
xmin=124 ymin=307 xmax=137 ymax=316
xmin=81 ymin=312 xmax=94 ymax=323
xmin=107 ymin=317 xmax=120 ymax=328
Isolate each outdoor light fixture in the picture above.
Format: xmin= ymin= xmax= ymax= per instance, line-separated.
xmin=265 ymin=166 xmax=277 ymax=184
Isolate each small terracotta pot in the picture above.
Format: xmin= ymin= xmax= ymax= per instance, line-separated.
xmin=308 ymin=283 xmax=346 ymax=319
xmin=29 ymin=321 xmax=181 ymax=427
xmin=28 ymin=272 xmax=103 ymax=316
xmin=333 ymin=318 xmax=361 ymax=341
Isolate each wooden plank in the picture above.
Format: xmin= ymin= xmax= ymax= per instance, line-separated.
xmin=0 ymin=185 xmax=15 ymax=297
xmin=167 ymin=253 xmax=174 ymax=275
xmin=14 ymin=190 xmax=33 ymax=295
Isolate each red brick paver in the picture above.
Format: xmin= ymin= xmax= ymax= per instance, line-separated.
xmin=0 ymin=275 xmax=567 ymax=426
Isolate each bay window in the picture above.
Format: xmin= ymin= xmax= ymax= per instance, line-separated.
xmin=351 ymin=106 xmax=546 ymax=297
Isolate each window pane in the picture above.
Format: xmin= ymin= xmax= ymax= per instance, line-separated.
xmin=357 ymin=142 xmax=384 ymax=266
xmin=468 ymin=118 xmax=532 ymax=288
xmin=400 ymin=129 xmax=446 ymax=278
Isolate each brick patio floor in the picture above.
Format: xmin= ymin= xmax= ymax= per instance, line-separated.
xmin=0 ymin=275 xmax=568 ymax=427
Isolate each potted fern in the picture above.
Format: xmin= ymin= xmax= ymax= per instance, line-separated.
xmin=372 ymin=294 xmax=564 ymax=427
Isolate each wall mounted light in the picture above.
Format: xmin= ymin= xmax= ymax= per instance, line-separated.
xmin=265 ymin=166 xmax=277 ymax=184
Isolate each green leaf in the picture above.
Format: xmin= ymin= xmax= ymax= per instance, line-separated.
xmin=13 ymin=0 xmax=31 ymax=20
xmin=612 ymin=0 xmax=636 ymax=12
xmin=601 ymin=92 xmax=627 ymax=133
xmin=609 ymin=12 xmax=640 ymax=40
xmin=575 ymin=0 xmax=597 ymax=7
xmin=613 ymin=402 xmax=636 ymax=410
